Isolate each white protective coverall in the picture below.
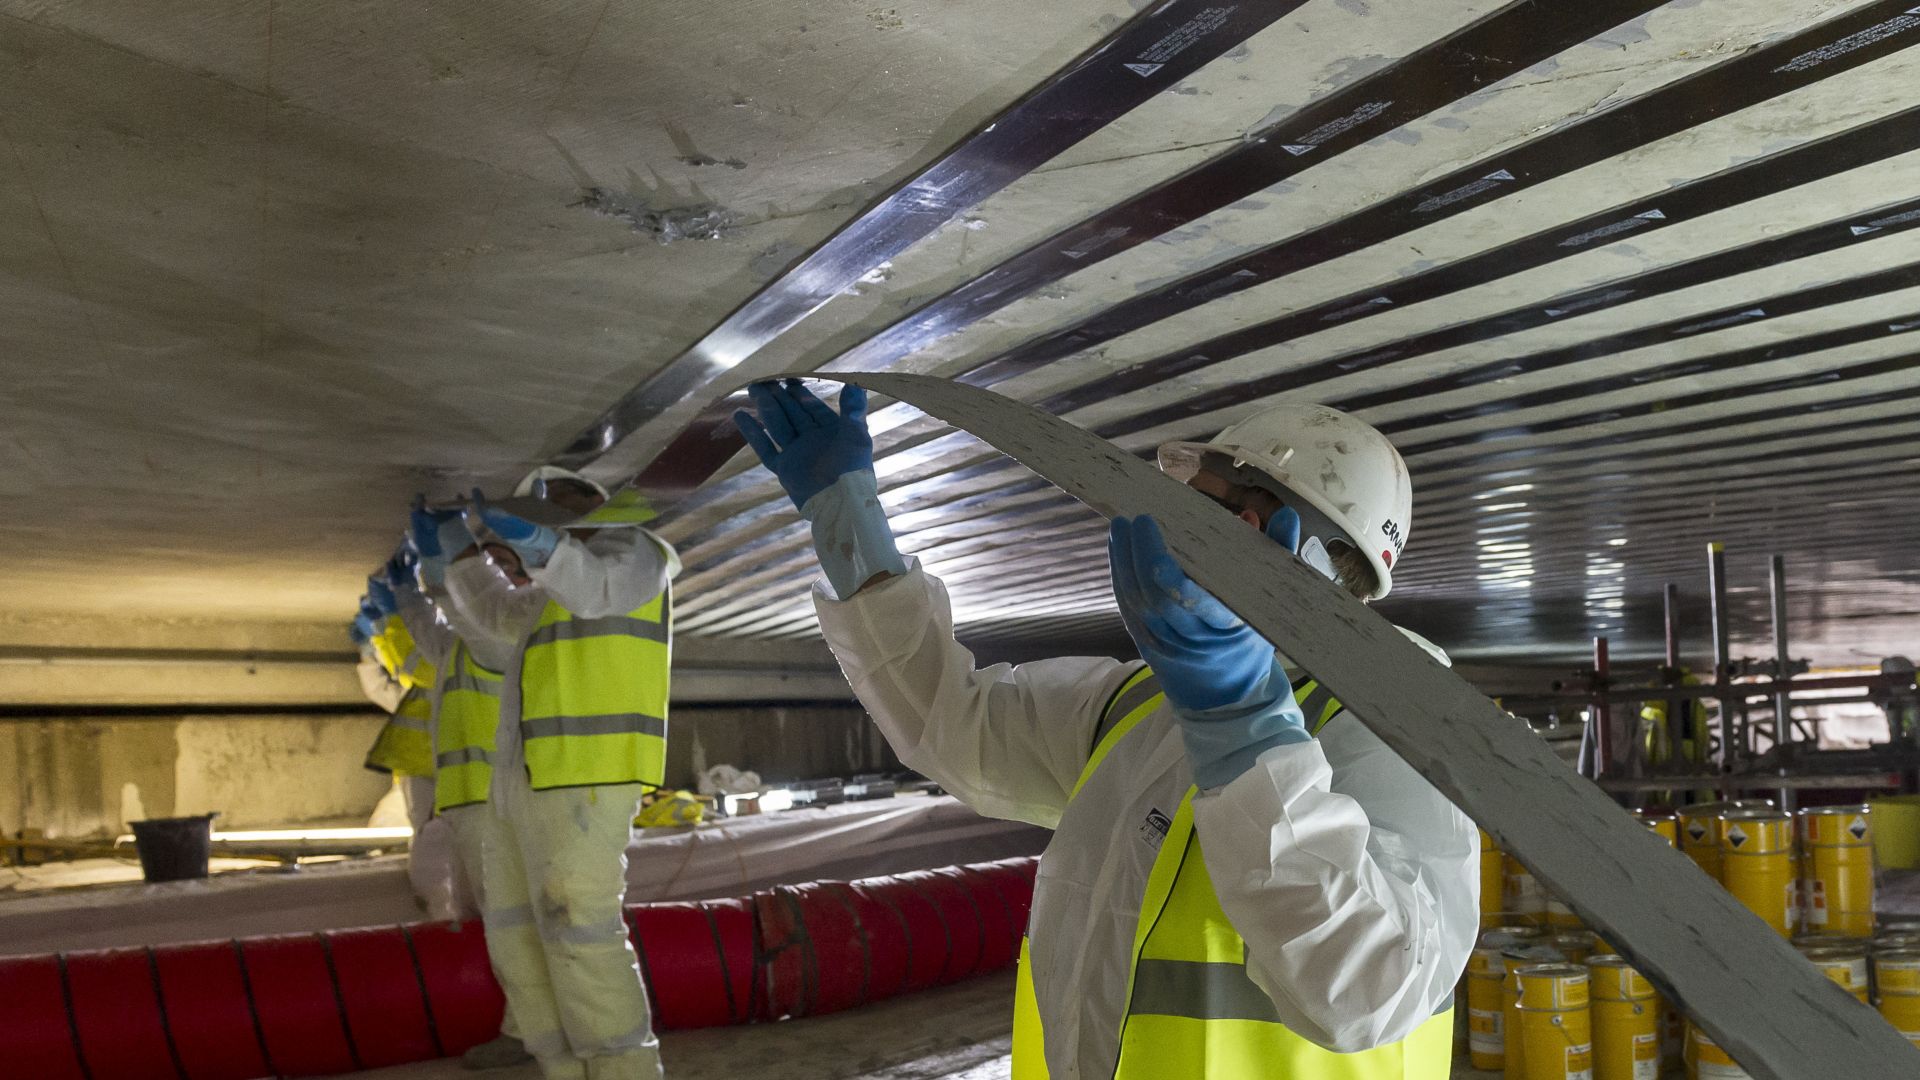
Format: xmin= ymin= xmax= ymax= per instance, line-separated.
xmin=394 ymin=586 xmax=523 ymax=1051
xmin=442 ymin=526 xmax=679 ymax=1080
xmin=813 ymin=562 xmax=1478 ymax=1079
xmin=359 ymin=612 xmax=464 ymax=922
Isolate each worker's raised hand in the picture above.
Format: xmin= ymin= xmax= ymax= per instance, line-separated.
xmin=467 ymin=488 xmax=560 ymax=569
xmin=409 ymin=495 xmax=460 ymax=559
xmin=382 ymin=546 xmax=417 ymax=592
xmin=1109 ymin=515 xmax=1275 ymax=712
xmin=733 ymin=379 xmax=875 ymax=512
xmin=366 ymin=576 xmax=399 ymax=617
xmin=1110 ymin=515 xmax=1310 ymax=787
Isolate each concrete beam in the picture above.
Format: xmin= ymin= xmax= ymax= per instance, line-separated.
xmin=0 ymin=633 xmax=857 ymax=709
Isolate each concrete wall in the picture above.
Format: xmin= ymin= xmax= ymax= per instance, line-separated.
xmin=2 ymin=703 xmax=897 ymax=840
xmin=0 ymin=714 xmax=392 ymax=839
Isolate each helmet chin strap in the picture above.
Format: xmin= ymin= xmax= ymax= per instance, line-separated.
xmin=1296 ymin=535 xmax=1337 ymax=582
xmin=1204 ymin=455 xmax=1356 ymax=584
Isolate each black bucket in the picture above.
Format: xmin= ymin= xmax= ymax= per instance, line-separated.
xmin=129 ymin=814 xmax=215 ymax=883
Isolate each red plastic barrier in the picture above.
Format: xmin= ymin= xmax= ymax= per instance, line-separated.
xmin=758 ymin=857 xmax=1039 ymax=1020
xmin=65 ymin=947 xmax=181 ymax=1079
xmin=0 ymin=954 xmax=87 ymax=1080
xmin=629 ymin=897 xmax=757 ymax=1029
xmin=406 ymin=921 xmax=505 ymax=1056
xmin=0 ymin=855 xmax=1039 ymax=1080
xmin=238 ymin=934 xmax=359 ymax=1077
xmin=328 ymin=926 xmax=441 ymax=1068
xmin=152 ymin=941 xmax=273 ymax=1080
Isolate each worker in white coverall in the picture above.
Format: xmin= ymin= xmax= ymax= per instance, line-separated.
xmin=432 ymin=466 xmax=679 ymax=1080
xmin=357 ymin=569 xmax=466 ymax=928
xmin=390 ymin=524 xmax=535 ymax=1072
xmin=735 ymin=380 xmax=1477 ymax=1079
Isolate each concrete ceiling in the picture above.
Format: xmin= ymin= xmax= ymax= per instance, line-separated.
xmin=4 ymin=0 xmax=1918 ymax=672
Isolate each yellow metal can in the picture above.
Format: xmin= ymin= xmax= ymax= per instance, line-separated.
xmin=1551 ymin=931 xmax=1599 ymax=964
xmin=1503 ymin=945 xmax=1568 ymax=1080
xmin=1482 ymin=827 xmax=1508 ymax=929
xmin=1879 ymin=992 xmax=1920 ymax=1048
xmin=1677 ymin=804 xmax=1725 ymax=879
xmin=1876 ymin=950 xmax=1920 ymax=1047
xmin=1469 ymin=945 xmax=1511 ymax=1071
xmin=1690 ymin=1024 xmax=1755 ymax=1079
xmin=1634 ymin=807 xmax=1678 ymax=848
xmin=1588 ymin=956 xmax=1658 ymax=1080
xmin=1876 ymin=949 xmax=1920 ymax=996
xmin=1720 ymin=808 xmax=1796 ymax=936
xmin=1799 ymin=805 xmax=1875 ymax=937
xmin=1795 ymin=944 xmax=1871 ymax=1002
xmin=1516 ymin=963 xmax=1594 ymax=1080
xmin=1506 ymin=853 xmax=1548 ymax=927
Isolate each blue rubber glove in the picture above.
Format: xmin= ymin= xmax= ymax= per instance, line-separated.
xmin=366 ymin=576 xmax=399 ymax=617
xmin=358 ymin=596 xmax=383 ymax=626
xmin=350 ymin=615 xmax=374 ymax=647
xmin=382 ymin=547 xmax=417 ymax=592
xmin=409 ymin=496 xmax=454 ymax=559
xmin=1109 ymin=514 xmax=1309 ymax=788
xmin=799 ymin=471 xmax=909 ymax=599
xmin=732 ymin=380 xmax=876 ymax=512
xmin=469 ymin=487 xmax=560 ymax=568
xmin=410 ymin=496 xmax=465 ymax=586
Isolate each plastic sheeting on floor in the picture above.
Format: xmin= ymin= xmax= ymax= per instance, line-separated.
xmin=0 ymin=794 xmax=1047 ymax=957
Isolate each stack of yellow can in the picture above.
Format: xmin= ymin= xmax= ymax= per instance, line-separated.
xmin=1588 ymin=956 xmax=1661 ymax=1080
xmin=1514 ymin=963 xmax=1593 ymax=1080
xmin=1466 ymin=928 xmax=1549 ymax=1072
xmin=1676 ymin=799 xmax=1773 ymax=880
xmin=1798 ymin=805 xmax=1874 ymax=937
xmin=1719 ymin=808 xmax=1796 ymax=936
xmin=1875 ymin=948 xmax=1920 ymax=1048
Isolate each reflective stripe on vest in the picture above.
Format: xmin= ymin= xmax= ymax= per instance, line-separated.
xmin=518 ymin=589 xmax=671 ymax=790
xmin=1291 ymin=676 xmax=1344 ymax=735
xmin=1013 ymin=666 xmax=1454 ymax=1080
xmin=365 ymin=686 xmax=435 ymax=777
xmin=434 ymin=641 xmax=503 ymax=812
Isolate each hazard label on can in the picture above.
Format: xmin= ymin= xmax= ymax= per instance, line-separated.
xmin=1726 ymin=824 xmax=1749 ymax=849
xmin=1632 ymin=1032 xmax=1659 ymax=1080
xmin=1468 ymin=1008 xmax=1503 ymax=1053
xmin=1565 ymin=1043 xmax=1593 ymax=1080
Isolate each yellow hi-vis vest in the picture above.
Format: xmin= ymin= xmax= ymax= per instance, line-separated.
xmin=434 ymin=640 xmax=503 ymax=812
xmin=518 ymin=588 xmax=670 ymax=790
xmin=372 ymin=613 xmax=435 ymax=692
xmin=1012 ymin=667 xmax=1454 ymax=1080
xmin=364 ymin=685 xmax=435 ymax=777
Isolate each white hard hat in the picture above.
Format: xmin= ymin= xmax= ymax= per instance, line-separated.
xmin=1158 ymin=403 xmax=1413 ymax=599
xmin=513 ymin=466 xmax=610 ymax=501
